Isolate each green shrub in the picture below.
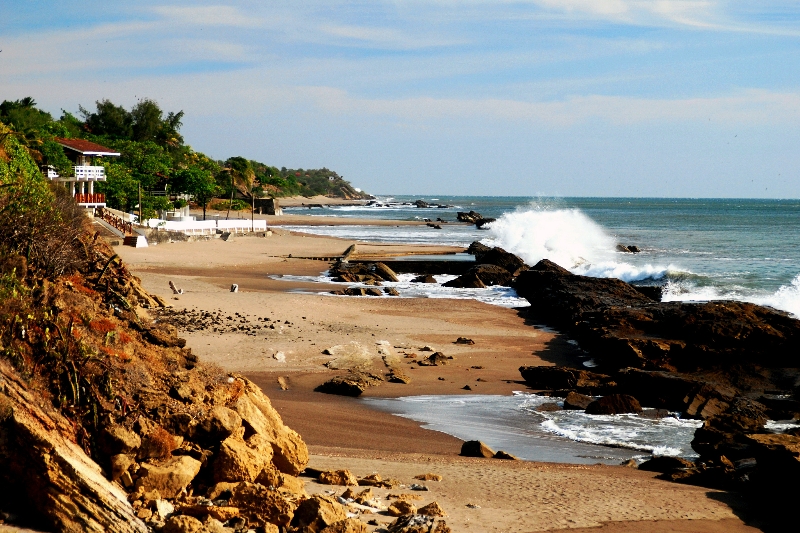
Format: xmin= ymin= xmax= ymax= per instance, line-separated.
xmin=213 ymin=199 xmax=249 ymax=211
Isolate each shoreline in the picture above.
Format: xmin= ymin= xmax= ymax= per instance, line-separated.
xmin=115 ymin=226 xmax=763 ymax=532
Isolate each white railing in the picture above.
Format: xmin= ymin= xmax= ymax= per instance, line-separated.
xmin=73 ymin=166 xmax=106 ymax=180
xmin=45 ymin=166 xmax=60 ymax=179
xmin=217 ymin=219 xmax=267 ymax=232
xmin=144 ymin=218 xmax=267 ymax=235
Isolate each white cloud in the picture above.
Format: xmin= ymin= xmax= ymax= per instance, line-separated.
xmin=317 ymin=24 xmax=464 ymax=49
xmin=284 ymin=85 xmax=800 ymax=127
xmin=150 ymin=5 xmax=266 ymax=28
xmin=528 ymin=0 xmax=719 ymax=27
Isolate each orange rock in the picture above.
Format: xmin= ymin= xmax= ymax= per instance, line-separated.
xmin=387 ymin=499 xmax=417 ymax=516
xmin=318 ymin=469 xmax=359 ymax=486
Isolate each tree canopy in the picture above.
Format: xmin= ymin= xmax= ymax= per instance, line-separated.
xmin=0 ymin=96 xmax=370 ymax=217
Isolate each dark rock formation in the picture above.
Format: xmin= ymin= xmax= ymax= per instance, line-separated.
xmin=414 ymin=200 xmax=430 ymax=208
xmin=330 ymin=261 xmax=399 ymax=284
xmin=476 ymin=247 xmax=526 ymax=274
xmin=314 ymin=373 xmax=384 ymax=397
xmin=411 ymin=275 xmax=438 ymax=283
xmin=630 ymin=285 xmax=662 ymax=301
xmin=512 ymin=259 xmax=800 ymax=526
xmin=443 ymin=264 xmax=511 ymax=288
xmin=442 ymin=272 xmax=485 ymax=289
xmin=563 ymin=391 xmax=594 ymax=410
xmin=585 ymin=394 xmax=643 ymax=415
xmin=512 ymin=260 xmax=800 ymax=372
xmin=616 ymin=244 xmax=640 ymax=253
xmin=460 ymin=441 xmax=495 ymax=458
xmin=457 ymin=211 xmax=483 ymax=223
xmin=518 ymin=366 xmax=616 ymax=394
xmin=466 ymin=241 xmax=491 ymax=259
xmin=638 ymin=456 xmax=694 ymax=473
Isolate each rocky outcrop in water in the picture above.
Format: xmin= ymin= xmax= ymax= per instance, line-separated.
xmin=513 ymin=259 xmax=800 ymax=524
xmin=512 ymin=259 xmax=800 ymax=372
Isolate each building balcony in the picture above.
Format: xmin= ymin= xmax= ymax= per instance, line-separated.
xmin=75 ymin=193 xmax=106 ymax=206
xmin=44 ymin=165 xmax=107 ymax=181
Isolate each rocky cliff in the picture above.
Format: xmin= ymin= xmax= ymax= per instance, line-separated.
xmin=0 ymin=233 xmax=311 ymax=531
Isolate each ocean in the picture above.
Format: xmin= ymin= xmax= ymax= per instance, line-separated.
xmin=279 ymin=196 xmax=800 ymax=463
xmin=283 ymin=196 xmax=800 ymax=317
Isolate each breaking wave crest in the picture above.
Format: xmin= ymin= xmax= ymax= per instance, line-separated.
xmin=485 ymin=206 xmax=677 ymax=282
xmin=484 ymin=204 xmax=800 ymax=317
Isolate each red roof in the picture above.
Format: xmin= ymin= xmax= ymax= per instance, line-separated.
xmin=56 ymin=138 xmax=120 ymax=156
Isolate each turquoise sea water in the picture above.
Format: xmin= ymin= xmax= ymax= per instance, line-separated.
xmin=283 ymin=196 xmax=800 ymax=317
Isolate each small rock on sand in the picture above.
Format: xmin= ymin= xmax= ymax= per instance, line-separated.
xmin=413 ymin=473 xmax=442 ymax=481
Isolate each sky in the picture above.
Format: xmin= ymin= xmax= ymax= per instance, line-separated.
xmin=2 ymin=1 xmax=800 ymax=197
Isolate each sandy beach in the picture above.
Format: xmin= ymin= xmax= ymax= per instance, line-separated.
xmin=115 ymin=227 xmax=765 ymax=533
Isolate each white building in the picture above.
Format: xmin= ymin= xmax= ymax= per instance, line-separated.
xmin=44 ymin=138 xmax=120 ymax=209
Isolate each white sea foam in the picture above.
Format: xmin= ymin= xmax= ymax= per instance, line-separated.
xmin=663 ymin=273 xmax=800 ymax=318
xmin=485 ymin=206 xmax=677 ymax=283
xmin=271 ymin=272 xmax=530 ymax=308
xmin=516 ymin=392 xmax=702 ymax=457
xmin=366 ymin=392 xmax=700 ymax=462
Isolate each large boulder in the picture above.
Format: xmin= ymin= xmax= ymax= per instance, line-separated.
xmin=690 ymin=398 xmax=768 ymax=461
xmin=476 ymin=247 xmax=526 ymax=274
xmin=291 ymin=495 xmax=348 ymax=532
xmin=99 ymin=424 xmax=142 ymax=456
xmin=318 ymin=469 xmax=359 ymax=486
xmin=231 ymin=378 xmax=309 ymax=476
xmin=193 ymin=405 xmax=242 ymax=445
xmin=460 ymin=440 xmax=495 ymax=458
xmin=135 ymin=456 xmax=203 ymax=498
xmin=229 ymin=481 xmax=296 ymax=528
xmin=466 ymin=241 xmax=491 ymax=259
xmin=457 ymin=211 xmax=483 ymax=223
xmin=585 ymin=394 xmax=643 ymax=415
xmin=563 ymin=391 xmax=594 ymax=410
xmin=388 ymin=500 xmax=417 ymax=516
xmin=0 ymin=361 xmax=147 ymax=533
xmin=213 ymin=433 xmax=274 ymax=483
xmin=163 ymin=515 xmax=203 ymax=533
xmin=314 ymin=373 xmax=383 ymax=397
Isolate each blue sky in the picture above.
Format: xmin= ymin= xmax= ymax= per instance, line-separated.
xmin=2 ymin=1 xmax=800 ymax=197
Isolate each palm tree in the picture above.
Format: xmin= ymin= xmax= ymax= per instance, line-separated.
xmin=225 ymin=157 xmax=258 ymax=229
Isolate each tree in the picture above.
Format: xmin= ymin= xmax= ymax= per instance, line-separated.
xmin=0 ymin=98 xmax=53 ymax=135
xmin=114 ymin=140 xmax=172 ymax=191
xmin=225 ymin=157 xmax=257 ymax=229
xmin=172 ymin=167 xmax=219 ymax=220
xmin=80 ymin=100 xmax=132 ymax=139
